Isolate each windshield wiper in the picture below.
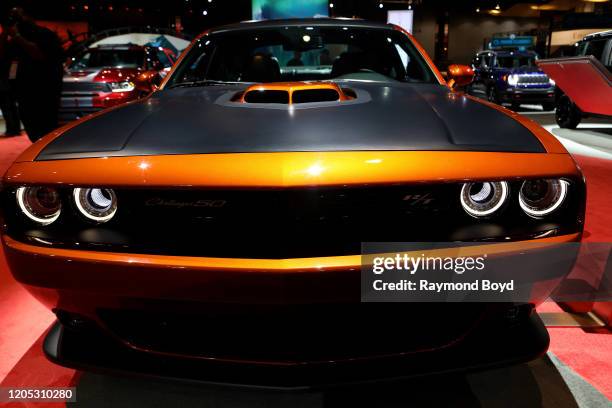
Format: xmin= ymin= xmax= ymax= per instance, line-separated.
xmin=167 ymin=80 xmax=243 ymax=89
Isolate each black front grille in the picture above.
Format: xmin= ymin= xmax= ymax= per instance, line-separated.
xmin=62 ymin=81 xmax=111 ymax=94
xmin=5 ymin=182 xmax=585 ymax=259
xmin=517 ymin=75 xmax=549 ymax=85
xmin=25 ymin=185 xmax=458 ymax=258
xmin=121 ymin=186 xmax=459 ymax=257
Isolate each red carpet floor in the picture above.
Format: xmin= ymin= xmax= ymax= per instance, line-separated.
xmin=0 ymin=133 xmax=611 ymax=402
xmin=542 ymin=153 xmax=612 ymax=400
xmin=0 ymin=134 xmax=57 ymax=383
xmin=0 ymin=134 xmax=75 ymax=408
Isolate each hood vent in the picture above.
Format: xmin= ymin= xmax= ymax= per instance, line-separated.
xmin=237 ymin=82 xmax=354 ymax=105
xmin=243 ymin=90 xmax=289 ymax=104
xmin=293 ymin=89 xmax=340 ymax=104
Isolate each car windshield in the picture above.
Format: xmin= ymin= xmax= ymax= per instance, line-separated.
xmin=167 ymin=26 xmax=436 ymax=86
xmin=70 ymin=49 xmax=145 ymax=69
xmin=496 ymin=55 xmax=537 ymax=69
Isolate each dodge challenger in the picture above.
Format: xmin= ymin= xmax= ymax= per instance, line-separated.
xmin=1 ymin=19 xmax=585 ymax=388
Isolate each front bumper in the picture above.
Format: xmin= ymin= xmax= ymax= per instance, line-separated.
xmin=59 ymin=91 xmax=138 ymax=124
xmin=2 ymin=233 xmax=578 ymax=386
xmin=501 ymin=87 xmax=555 ymax=104
xmin=3 ymin=234 xmax=579 ymax=307
xmin=43 ymin=309 xmax=549 ymax=389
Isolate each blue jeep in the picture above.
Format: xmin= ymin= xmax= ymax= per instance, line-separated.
xmin=468 ymin=50 xmax=556 ymax=111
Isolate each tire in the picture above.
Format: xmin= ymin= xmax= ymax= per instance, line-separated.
xmin=542 ymin=102 xmax=555 ymax=112
xmin=555 ymin=95 xmax=581 ymax=129
xmin=487 ymin=87 xmax=500 ymax=105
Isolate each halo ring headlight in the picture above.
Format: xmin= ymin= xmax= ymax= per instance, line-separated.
xmin=460 ymin=181 xmax=509 ymax=218
xmin=73 ymin=188 xmax=118 ymax=223
xmin=519 ymin=179 xmax=568 ymax=218
xmin=16 ymin=186 xmax=62 ymax=225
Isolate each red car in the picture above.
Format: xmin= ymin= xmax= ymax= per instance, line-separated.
xmin=59 ymin=44 xmax=176 ymax=123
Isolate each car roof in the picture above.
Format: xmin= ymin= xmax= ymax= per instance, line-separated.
xmin=480 ymin=50 xmax=536 ymax=56
xmin=88 ymin=44 xmax=173 ymax=53
xmin=583 ymin=30 xmax=612 ymax=41
xmin=90 ymin=44 xmax=147 ymax=51
xmin=209 ymin=18 xmax=395 ymax=35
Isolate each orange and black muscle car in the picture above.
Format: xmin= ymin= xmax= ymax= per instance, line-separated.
xmin=1 ymin=19 xmax=585 ymax=388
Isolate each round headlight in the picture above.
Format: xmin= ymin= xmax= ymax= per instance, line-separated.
xmin=73 ymin=188 xmax=117 ymax=223
xmin=460 ymin=181 xmax=509 ymax=218
xmin=16 ymin=186 xmax=62 ymax=225
xmin=519 ymin=179 xmax=568 ymax=218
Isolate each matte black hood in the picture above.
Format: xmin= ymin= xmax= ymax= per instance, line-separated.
xmin=36 ymin=82 xmax=545 ymax=161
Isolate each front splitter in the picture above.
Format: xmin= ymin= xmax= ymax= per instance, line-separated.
xmin=43 ymin=312 xmax=550 ymax=390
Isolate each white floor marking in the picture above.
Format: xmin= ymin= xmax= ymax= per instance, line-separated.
xmin=541 ymin=124 xmax=612 ymax=160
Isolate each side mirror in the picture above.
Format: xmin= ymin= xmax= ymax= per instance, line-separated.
xmin=136 ymin=71 xmax=162 ymax=93
xmin=150 ymin=73 xmax=163 ymax=88
xmin=447 ymin=64 xmax=474 ymax=89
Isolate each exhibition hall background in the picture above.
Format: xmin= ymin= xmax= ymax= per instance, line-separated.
xmin=8 ymin=0 xmax=611 ymax=66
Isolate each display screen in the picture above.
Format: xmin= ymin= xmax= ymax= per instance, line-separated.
xmin=252 ymin=0 xmax=329 ymax=20
xmin=387 ymin=10 xmax=414 ymax=34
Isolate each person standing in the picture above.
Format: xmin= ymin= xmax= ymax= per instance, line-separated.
xmin=0 ymin=27 xmax=21 ymax=137
xmin=0 ymin=7 xmax=63 ymax=142
xmin=287 ymin=51 xmax=304 ymax=67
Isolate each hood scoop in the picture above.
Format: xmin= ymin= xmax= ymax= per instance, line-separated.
xmin=235 ymin=82 xmax=355 ymax=105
